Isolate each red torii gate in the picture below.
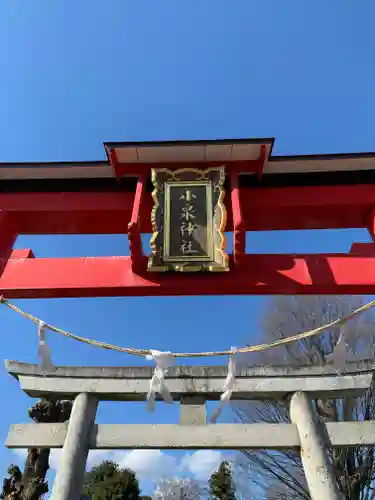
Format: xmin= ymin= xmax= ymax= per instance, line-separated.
xmin=1 ymin=137 xmax=375 ymax=299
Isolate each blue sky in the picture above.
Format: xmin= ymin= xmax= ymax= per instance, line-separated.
xmin=0 ymin=0 xmax=375 ymax=496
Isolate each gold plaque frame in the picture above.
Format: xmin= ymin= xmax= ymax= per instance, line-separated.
xmin=148 ymin=166 xmax=229 ymax=272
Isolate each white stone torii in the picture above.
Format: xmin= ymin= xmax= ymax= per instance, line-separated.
xmin=5 ymin=359 xmax=375 ymax=500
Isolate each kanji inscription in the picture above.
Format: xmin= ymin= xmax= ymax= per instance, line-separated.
xmin=148 ymin=167 xmax=228 ymax=272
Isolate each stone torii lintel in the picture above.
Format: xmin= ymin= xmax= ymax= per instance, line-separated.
xmin=5 ymin=359 xmax=374 ymax=401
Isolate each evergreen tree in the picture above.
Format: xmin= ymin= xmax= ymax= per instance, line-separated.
xmin=83 ymin=460 xmax=140 ymax=500
xmin=209 ymin=461 xmax=236 ymax=500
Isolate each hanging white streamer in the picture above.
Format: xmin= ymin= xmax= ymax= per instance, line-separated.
xmin=211 ymin=347 xmax=237 ymax=423
xmin=37 ymin=321 xmax=54 ymax=373
xmin=146 ymin=350 xmax=175 ymax=411
xmin=326 ymin=323 xmax=355 ymax=373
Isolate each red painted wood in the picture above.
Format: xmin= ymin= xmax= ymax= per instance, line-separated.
xmin=131 ymin=174 xmax=148 ymax=223
xmin=241 ymin=184 xmax=375 ymax=231
xmin=255 ymin=144 xmax=267 ymax=180
xmin=0 ymin=211 xmax=17 ymax=274
xmin=2 ymin=184 xmax=375 ymax=235
xmin=229 ymin=169 xmax=245 ymax=266
xmin=0 ymin=192 xmax=131 ymax=212
xmin=349 ymin=243 xmax=375 ymax=256
xmin=367 ymin=209 xmax=375 ymax=242
xmin=108 ymin=149 xmax=122 ymax=179
xmin=5 ymin=192 xmax=134 ymax=234
xmin=2 ymin=253 xmax=375 ymax=298
xmin=128 ymin=173 xmax=148 ymax=272
xmin=10 ymin=249 xmax=35 ymax=259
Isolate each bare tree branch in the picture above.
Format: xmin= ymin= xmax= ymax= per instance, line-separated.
xmin=234 ymin=295 xmax=375 ymax=500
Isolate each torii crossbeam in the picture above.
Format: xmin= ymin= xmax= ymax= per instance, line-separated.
xmin=1 ymin=137 xmax=375 ymax=298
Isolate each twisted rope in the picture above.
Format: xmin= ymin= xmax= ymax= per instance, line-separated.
xmin=1 ymin=296 xmax=375 ymax=358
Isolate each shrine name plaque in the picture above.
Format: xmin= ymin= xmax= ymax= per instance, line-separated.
xmin=148 ymin=167 xmax=229 ymax=272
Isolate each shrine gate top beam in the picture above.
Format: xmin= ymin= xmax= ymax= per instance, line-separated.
xmin=1 ymin=138 xmax=375 ymax=234
xmin=1 ymin=137 xmax=375 ymax=298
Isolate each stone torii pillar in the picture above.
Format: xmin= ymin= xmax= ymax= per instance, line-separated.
xmin=290 ymin=392 xmax=341 ymax=500
xmin=50 ymin=393 xmax=98 ymax=500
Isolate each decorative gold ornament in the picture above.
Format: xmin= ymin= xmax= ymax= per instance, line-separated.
xmin=148 ymin=166 xmax=228 ymax=272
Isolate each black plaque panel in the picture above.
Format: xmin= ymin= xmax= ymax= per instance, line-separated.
xmin=166 ymin=184 xmax=210 ymax=260
xmin=148 ymin=167 xmax=228 ymax=272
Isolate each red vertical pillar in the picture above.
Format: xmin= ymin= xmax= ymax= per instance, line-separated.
xmin=0 ymin=211 xmax=17 ymax=275
xmin=229 ymin=169 xmax=246 ymax=266
xmin=128 ymin=172 xmax=148 ymax=273
xmin=367 ymin=209 xmax=375 ymax=242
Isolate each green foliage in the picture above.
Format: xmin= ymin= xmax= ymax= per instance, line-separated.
xmin=83 ymin=460 xmax=140 ymax=500
xmin=209 ymin=461 xmax=236 ymax=500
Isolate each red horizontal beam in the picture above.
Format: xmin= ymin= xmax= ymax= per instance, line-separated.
xmin=0 ymin=183 xmax=375 ymax=235
xmin=2 ymin=252 xmax=375 ymax=298
xmin=0 ymin=192 xmax=133 ymax=212
xmin=1 ymin=184 xmax=370 ymax=214
xmin=242 ymin=184 xmax=375 ymax=230
xmin=4 ymin=193 xmax=134 ymax=234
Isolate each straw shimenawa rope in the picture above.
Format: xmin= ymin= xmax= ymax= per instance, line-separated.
xmin=1 ymin=296 xmax=375 ymax=358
